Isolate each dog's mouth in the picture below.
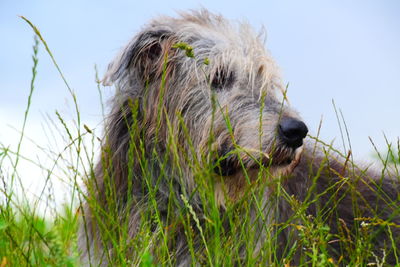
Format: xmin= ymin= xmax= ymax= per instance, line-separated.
xmin=214 ymin=145 xmax=303 ymax=177
xmin=268 ymin=146 xmax=303 ymax=175
xmin=249 ymin=146 xmax=303 ymax=175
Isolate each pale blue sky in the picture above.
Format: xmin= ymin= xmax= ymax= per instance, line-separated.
xmin=1 ymin=0 xmax=400 ymax=159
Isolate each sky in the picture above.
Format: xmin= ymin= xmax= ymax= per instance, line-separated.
xmin=1 ymin=1 xmax=400 ymax=206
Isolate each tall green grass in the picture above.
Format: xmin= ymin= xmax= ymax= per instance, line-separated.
xmin=0 ymin=18 xmax=399 ymax=266
xmin=0 ymin=18 xmax=91 ymax=266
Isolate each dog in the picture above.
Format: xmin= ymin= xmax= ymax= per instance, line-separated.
xmin=79 ymin=9 xmax=399 ymax=266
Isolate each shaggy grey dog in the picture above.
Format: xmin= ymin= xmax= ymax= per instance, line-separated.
xmin=79 ymin=10 xmax=399 ymax=266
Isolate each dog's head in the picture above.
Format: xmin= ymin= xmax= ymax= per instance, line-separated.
xmin=103 ymin=10 xmax=308 ymax=194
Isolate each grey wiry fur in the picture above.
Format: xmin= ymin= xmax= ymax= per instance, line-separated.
xmin=79 ymin=10 xmax=399 ymax=266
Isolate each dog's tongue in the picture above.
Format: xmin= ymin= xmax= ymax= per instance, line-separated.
xmin=287 ymin=146 xmax=303 ymax=174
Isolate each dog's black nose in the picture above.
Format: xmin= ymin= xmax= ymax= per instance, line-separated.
xmin=278 ymin=117 xmax=308 ymax=148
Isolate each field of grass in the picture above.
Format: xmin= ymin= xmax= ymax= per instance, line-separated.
xmin=1 ymin=19 xmax=399 ymax=266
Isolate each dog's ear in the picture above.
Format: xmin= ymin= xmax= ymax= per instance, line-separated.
xmin=103 ymin=29 xmax=176 ymax=89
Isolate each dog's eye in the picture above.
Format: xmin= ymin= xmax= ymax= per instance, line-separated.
xmin=211 ymin=69 xmax=235 ymax=91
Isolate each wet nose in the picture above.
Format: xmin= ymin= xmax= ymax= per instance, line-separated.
xmin=278 ymin=117 xmax=308 ymax=148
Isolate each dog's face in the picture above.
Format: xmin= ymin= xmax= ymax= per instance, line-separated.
xmin=104 ymin=10 xmax=308 ymax=183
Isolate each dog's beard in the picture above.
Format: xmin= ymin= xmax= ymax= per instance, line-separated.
xmin=212 ymin=146 xmax=304 ymax=207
